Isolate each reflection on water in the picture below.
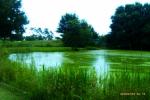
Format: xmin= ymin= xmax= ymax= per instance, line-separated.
xmin=93 ymin=55 xmax=109 ymax=77
xmin=9 ymin=50 xmax=150 ymax=77
xmin=8 ymin=50 xmax=150 ymax=98
xmin=9 ymin=52 xmax=64 ymax=69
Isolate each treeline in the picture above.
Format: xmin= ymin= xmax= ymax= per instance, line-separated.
xmin=4 ymin=27 xmax=54 ymax=41
xmin=59 ymin=2 xmax=150 ymax=50
xmin=0 ymin=0 xmax=54 ymax=41
xmin=24 ymin=28 xmax=53 ymax=41
xmin=104 ymin=2 xmax=150 ymax=50
xmin=0 ymin=1 xmax=150 ymax=50
xmin=0 ymin=0 xmax=28 ymax=40
xmin=57 ymin=13 xmax=99 ymax=48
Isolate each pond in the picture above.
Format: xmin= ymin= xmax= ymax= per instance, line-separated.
xmin=9 ymin=50 xmax=150 ymax=77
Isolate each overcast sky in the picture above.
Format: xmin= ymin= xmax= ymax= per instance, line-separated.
xmin=22 ymin=0 xmax=150 ymax=36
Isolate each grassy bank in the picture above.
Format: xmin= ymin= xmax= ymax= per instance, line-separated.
xmin=0 ymin=40 xmax=149 ymax=100
xmin=0 ymin=85 xmax=26 ymax=100
xmin=6 ymin=47 xmax=73 ymax=53
xmin=0 ymin=57 xmax=150 ymax=100
xmin=0 ymin=49 xmax=150 ymax=100
xmin=0 ymin=40 xmax=100 ymax=99
xmin=0 ymin=40 xmax=100 ymax=53
xmin=0 ymin=55 xmax=98 ymax=99
xmin=0 ymin=40 xmax=63 ymax=47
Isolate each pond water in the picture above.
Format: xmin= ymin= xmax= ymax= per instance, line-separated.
xmin=9 ymin=50 xmax=150 ymax=77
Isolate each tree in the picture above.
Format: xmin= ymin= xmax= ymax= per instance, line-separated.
xmin=57 ymin=13 xmax=80 ymax=47
xmin=57 ymin=13 xmax=98 ymax=48
xmin=43 ymin=28 xmax=53 ymax=40
xmin=0 ymin=0 xmax=28 ymax=40
xmin=108 ymin=2 xmax=150 ymax=50
xmin=30 ymin=27 xmax=53 ymax=40
xmin=10 ymin=33 xmax=23 ymax=40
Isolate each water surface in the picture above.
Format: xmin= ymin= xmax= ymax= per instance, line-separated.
xmin=9 ymin=50 xmax=150 ymax=77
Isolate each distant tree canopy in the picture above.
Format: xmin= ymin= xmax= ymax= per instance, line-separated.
xmin=24 ymin=27 xmax=53 ymax=41
xmin=107 ymin=2 xmax=150 ymax=50
xmin=0 ymin=0 xmax=28 ymax=40
xmin=57 ymin=13 xmax=98 ymax=48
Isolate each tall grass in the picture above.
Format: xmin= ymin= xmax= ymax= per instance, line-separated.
xmin=6 ymin=47 xmax=72 ymax=53
xmin=0 ymin=58 xmax=99 ymax=99
xmin=0 ymin=48 xmax=150 ymax=100
xmin=0 ymin=40 xmax=73 ymax=53
xmin=0 ymin=40 xmax=63 ymax=47
xmin=0 ymin=56 xmax=150 ymax=100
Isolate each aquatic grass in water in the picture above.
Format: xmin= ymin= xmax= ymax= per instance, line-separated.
xmin=31 ymin=66 xmax=98 ymax=100
xmin=0 ymin=56 xmax=99 ymax=99
xmin=1 ymin=60 xmax=150 ymax=100
xmin=1 ymin=49 xmax=150 ymax=99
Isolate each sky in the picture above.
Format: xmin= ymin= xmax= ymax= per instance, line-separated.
xmin=22 ymin=0 xmax=150 ymax=36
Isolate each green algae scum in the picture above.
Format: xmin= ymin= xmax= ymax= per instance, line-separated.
xmin=0 ymin=49 xmax=150 ymax=100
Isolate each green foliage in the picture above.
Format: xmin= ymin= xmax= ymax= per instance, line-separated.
xmin=0 ymin=40 xmax=63 ymax=47
xmin=57 ymin=13 xmax=98 ymax=48
xmin=107 ymin=2 xmax=150 ymax=50
xmin=24 ymin=34 xmax=44 ymax=41
xmin=97 ymin=35 xmax=107 ymax=47
xmin=0 ymin=0 xmax=28 ymax=40
xmin=0 ymin=85 xmax=26 ymax=100
xmin=7 ymin=47 xmax=72 ymax=53
xmin=0 ymin=48 xmax=150 ymax=99
xmin=10 ymin=34 xmax=23 ymax=41
xmin=0 ymin=57 xmax=150 ymax=100
xmin=30 ymin=67 xmax=98 ymax=100
xmin=25 ymin=28 xmax=53 ymax=41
